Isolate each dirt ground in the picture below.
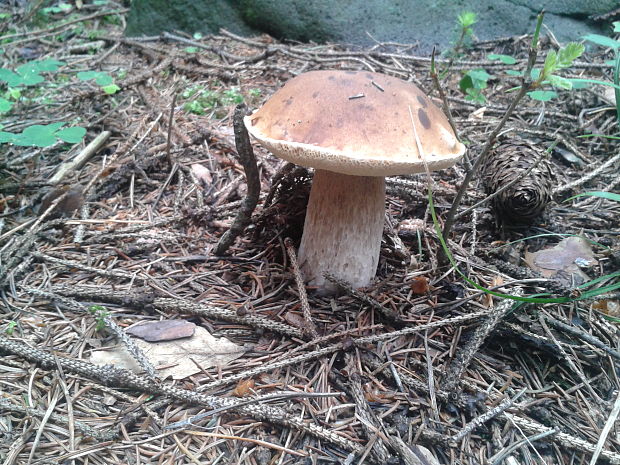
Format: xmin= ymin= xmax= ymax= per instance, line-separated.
xmin=1 ymin=3 xmax=620 ymax=465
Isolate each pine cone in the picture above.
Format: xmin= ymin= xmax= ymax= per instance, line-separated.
xmin=483 ymin=140 xmax=554 ymax=224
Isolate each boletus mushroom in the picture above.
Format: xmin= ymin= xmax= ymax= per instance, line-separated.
xmin=245 ymin=70 xmax=465 ymax=291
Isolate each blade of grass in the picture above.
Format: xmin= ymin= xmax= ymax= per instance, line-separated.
xmin=565 ymin=191 xmax=620 ymax=202
xmin=614 ymin=52 xmax=620 ymax=127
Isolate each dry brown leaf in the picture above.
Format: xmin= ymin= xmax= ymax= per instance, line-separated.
xmin=410 ymin=276 xmax=430 ymax=295
xmin=190 ymin=163 xmax=213 ymax=186
xmin=524 ymin=236 xmax=597 ymax=286
xmin=127 ymin=320 xmax=196 ymax=342
xmin=231 ymin=379 xmax=255 ymax=397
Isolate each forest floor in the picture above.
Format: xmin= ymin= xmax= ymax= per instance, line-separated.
xmin=1 ymin=3 xmax=620 ymax=465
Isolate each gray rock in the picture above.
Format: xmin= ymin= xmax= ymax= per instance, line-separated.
xmin=126 ymin=0 xmax=619 ymax=52
xmin=125 ymin=0 xmax=259 ymax=38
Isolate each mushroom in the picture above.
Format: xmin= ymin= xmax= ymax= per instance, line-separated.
xmin=244 ymin=70 xmax=465 ymax=291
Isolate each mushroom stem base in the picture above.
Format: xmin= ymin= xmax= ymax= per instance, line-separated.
xmin=298 ymin=170 xmax=385 ymax=291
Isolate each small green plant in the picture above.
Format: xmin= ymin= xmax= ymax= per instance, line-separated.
xmin=77 ymin=70 xmax=120 ymax=94
xmin=457 ymin=11 xmax=477 ymax=43
xmin=0 ymin=122 xmax=86 ymax=148
xmin=0 ymin=59 xmax=65 ymax=113
xmin=488 ymin=53 xmax=517 ymax=65
xmin=4 ymin=321 xmax=17 ymax=335
xmin=531 ymin=42 xmax=585 ymax=93
xmin=88 ymin=305 xmax=109 ymax=331
xmin=182 ymin=85 xmax=245 ymax=116
xmin=442 ymin=11 xmax=478 ymax=76
xmin=459 ymin=69 xmax=492 ymax=103
xmin=0 ymin=59 xmax=65 ymax=87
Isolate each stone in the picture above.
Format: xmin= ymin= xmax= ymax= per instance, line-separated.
xmin=125 ymin=0 xmax=259 ymax=38
xmin=125 ymin=0 xmax=618 ymax=53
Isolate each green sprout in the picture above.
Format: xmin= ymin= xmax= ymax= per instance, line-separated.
xmin=5 ymin=321 xmax=17 ymax=335
xmin=77 ymin=70 xmax=120 ymax=94
xmin=88 ymin=305 xmax=110 ymax=332
xmin=182 ymin=86 xmax=246 ymax=117
xmin=459 ymin=69 xmax=492 ymax=103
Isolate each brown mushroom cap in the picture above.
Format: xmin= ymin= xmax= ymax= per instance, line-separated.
xmin=244 ymin=70 xmax=465 ymax=176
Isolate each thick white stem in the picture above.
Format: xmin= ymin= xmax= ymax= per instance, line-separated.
xmin=298 ymin=169 xmax=385 ymax=290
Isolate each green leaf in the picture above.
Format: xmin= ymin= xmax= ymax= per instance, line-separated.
xmin=0 ymin=97 xmax=11 ymax=113
xmin=193 ymin=32 xmax=203 ymax=39
xmin=460 ymin=69 xmax=492 ymax=94
xmin=505 ymin=70 xmax=522 ymax=76
xmin=543 ymin=50 xmax=558 ymax=76
xmin=77 ymin=71 xmax=100 ymax=81
xmin=547 ymin=75 xmax=573 ymax=90
xmin=527 ymin=90 xmax=558 ymax=101
xmin=488 ymin=53 xmax=516 ymax=65
xmin=17 ymin=59 xmax=64 ymax=73
xmin=583 ymin=34 xmax=620 ymax=49
xmin=614 ymin=52 xmax=620 ymax=129
xmin=185 ymin=46 xmax=198 ymax=53
xmin=95 ymin=74 xmax=113 ymax=86
xmin=102 ymin=84 xmax=120 ymax=94
xmin=565 ymin=191 xmax=620 ymax=203
xmin=464 ymin=87 xmax=486 ymax=103
xmin=56 ymin=126 xmax=86 ymax=143
xmin=568 ymin=78 xmax=620 ymax=92
xmin=13 ymin=125 xmax=57 ymax=147
xmin=0 ymin=68 xmax=25 ymax=86
xmin=0 ymin=131 xmax=15 ymax=143
xmin=557 ymin=42 xmax=585 ymax=67
xmin=614 ymin=21 xmax=620 ymax=33
xmin=457 ymin=11 xmax=477 ymax=28
xmin=468 ymin=69 xmax=492 ymax=84
xmin=459 ymin=74 xmax=473 ymax=93
xmin=47 ymin=122 xmax=65 ymax=132
xmin=17 ymin=71 xmax=44 ymax=86
xmin=78 ymin=70 xmax=113 ymax=86
xmin=567 ymin=78 xmax=591 ymax=89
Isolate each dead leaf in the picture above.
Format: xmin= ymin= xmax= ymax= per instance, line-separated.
xmin=190 ymin=163 xmax=213 ymax=186
xmin=39 ymin=186 xmax=84 ymax=218
xmin=283 ymin=311 xmax=306 ymax=329
xmin=483 ymin=276 xmax=505 ymax=307
xmin=524 ymin=236 xmax=598 ymax=286
xmin=89 ymin=326 xmax=245 ymax=380
xmin=364 ymin=390 xmax=390 ymax=403
xmin=410 ymin=276 xmax=429 ymax=295
xmin=127 ymin=320 xmax=196 ymax=342
xmin=469 ymin=106 xmax=486 ymax=120
xmin=231 ymin=379 xmax=255 ymax=397
xmin=600 ymin=86 xmax=617 ymax=106
xmin=592 ymin=299 xmax=620 ymax=317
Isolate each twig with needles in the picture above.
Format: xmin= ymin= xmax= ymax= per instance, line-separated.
xmin=285 ymin=238 xmax=318 ymax=339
